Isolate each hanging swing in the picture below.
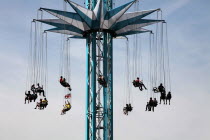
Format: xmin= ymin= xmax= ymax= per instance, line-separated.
xmin=123 ymin=37 xmax=133 ymax=116
xmin=59 ymin=35 xmax=72 ymax=115
xmin=25 ymin=10 xmax=49 ymax=110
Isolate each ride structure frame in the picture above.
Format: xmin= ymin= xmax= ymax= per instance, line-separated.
xmin=35 ymin=0 xmax=165 ymax=140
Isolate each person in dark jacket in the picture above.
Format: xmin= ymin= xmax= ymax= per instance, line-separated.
xmin=166 ymin=91 xmax=172 ymax=105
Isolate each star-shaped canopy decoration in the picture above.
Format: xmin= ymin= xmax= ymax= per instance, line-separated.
xmin=36 ymin=0 xmax=164 ymax=38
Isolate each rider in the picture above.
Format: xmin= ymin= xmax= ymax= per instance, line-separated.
xmin=153 ymin=98 xmax=158 ymax=107
xmin=60 ymin=76 xmax=72 ymax=91
xmin=31 ymin=84 xmax=36 ymax=94
xmin=145 ymin=102 xmax=151 ymax=111
xmin=37 ymin=83 xmax=43 ymax=90
xmin=166 ymin=91 xmax=172 ymax=105
xmin=36 ymin=83 xmax=45 ymax=97
xmin=25 ymin=91 xmax=31 ymax=104
xmin=133 ymin=77 xmax=147 ymax=91
xmin=158 ymin=83 xmax=165 ymax=93
xmin=61 ymin=100 xmax=71 ymax=115
xmin=128 ymin=104 xmax=133 ymax=111
xmin=60 ymin=76 xmax=64 ymax=83
xmin=149 ymin=98 xmax=154 ymax=112
xmin=133 ymin=77 xmax=140 ymax=87
xmin=34 ymin=99 xmax=42 ymax=110
xmin=123 ymin=107 xmax=128 ymax=115
xmin=25 ymin=91 xmax=31 ymax=96
xmin=98 ymin=75 xmax=107 ymax=87
xmin=65 ymin=93 xmax=71 ymax=99
xmin=160 ymin=90 xmax=166 ymax=104
xmin=41 ymin=98 xmax=48 ymax=109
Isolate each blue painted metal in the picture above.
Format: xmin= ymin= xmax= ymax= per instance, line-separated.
xmin=103 ymin=32 xmax=108 ymax=140
xmin=106 ymin=1 xmax=113 ymax=140
xmin=40 ymin=8 xmax=83 ymax=22
xmin=113 ymin=19 xmax=164 ymax=31
xmin=110 ymin=10 xmax=158 ymax=30
xmin=66 ymin=0 xmax=93 ymax=27
xmin=91 ymin=32 xmax=97 ymax=140
xmin=85 ymin=36 xmax=90 ymax=140
xmin=92 ymin=0 xmax=97 ymax=9
xmin=116 ymin=30 xmax=150 ymax=36
xmin=109 ymin=36 xmax=113 ymax=140
xmin=94 ymin=0 xmax=102 ymax=20
xmin=104 ymin=0 xmax=134 ymax=20
xmin=37 ymin=0 xmax=162 ymax=37
xmin=36 ymin=19 xmax=83 ymax=34
xmin=69 ymin=35 xmax=85 ymax=39
xmin=106 ymin=33 xmax=113 ymax=140
xmin=85 ymin=1 xmax=90 ymax=140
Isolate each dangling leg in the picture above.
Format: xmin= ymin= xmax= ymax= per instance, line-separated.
xmin=39 ymin=104 xmax=42 ymax=110
xmin=169 ymin=99 xmax=171 ymax=105
xmin=25 ymin=97 xmax=27 ymax=104
xmin=34 ymin=103 xmax=38 ymax=109
xmin=145 ymin=105 xmax=148 ymax=111
xmin=126 ymin=109 xmax=128 ymax=115
xmin=143 ymin=84 xmax=147 ymax=90
xmin=34 ymin=97 xmax=36 ymax=102
xmin=32 ymin=89 xmax=35 ymax=94
xmin=133 ymin=81 xmax=136 ymax=87
xmin=42 ymin=90 xmax=45 ymax=97
xmin=148 ymin=106 xmax=151 ymax=111
xmin=61 ymin=110 xmax=64 ymax=115
xmin=139 ymin=86 xmax=143 ymax=91
xmin=159 ymin=97 xmax=161 ymax=104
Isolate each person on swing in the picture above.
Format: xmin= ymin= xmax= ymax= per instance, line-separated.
xmin=166 ymin=91 xmax=172 ymax=105
xmin=31 ymin=84 xmax=36 ymax=94
xmin=97 ymin=75 xmax=107 ymax=87
xmin=59 ymin=76 xmax=72 ymax=91
xmin=61 ymin=100 xmax=71 ymax=115
xmin=36 ymin=83 xmax=45 ymax=97
xmin=158 ymin=83 xmax=165 ymax=93
xmin=145 ymin=102 xmax=151 ymax=111
xmin=133 ymin=77 xmax=147 ymax=91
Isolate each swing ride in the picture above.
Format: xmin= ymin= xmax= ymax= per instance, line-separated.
xmin=24 ymin=0 xmax=172 ymax=140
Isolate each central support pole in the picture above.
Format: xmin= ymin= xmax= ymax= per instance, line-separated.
xmin=103 ymin=32 xmax=108 ymax=140
xmin=85 ymin=1 xmax=113 ymax=140
xmin=107 ymin=34 xmax=113 ymax=140
xmin=91 ymin=32 xmax=97 ymax=140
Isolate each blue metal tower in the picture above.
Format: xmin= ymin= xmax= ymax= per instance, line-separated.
xmin=36 ymin=0 xmax=164 ymax=140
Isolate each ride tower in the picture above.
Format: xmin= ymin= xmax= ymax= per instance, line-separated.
xmin=35 ymin=0 xmax=164 ymax=140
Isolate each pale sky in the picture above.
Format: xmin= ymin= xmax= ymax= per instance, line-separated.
xmin=0 ymin=0 xmax=210 ymax=140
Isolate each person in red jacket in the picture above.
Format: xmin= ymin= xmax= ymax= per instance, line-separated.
xmin=133 ymin=77 xmax=147 ymax=91
xmin=59 ymin=76 xmax=72 ymax=91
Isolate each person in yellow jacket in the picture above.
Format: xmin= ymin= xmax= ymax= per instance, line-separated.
xmin=61 ymin=100 xmax=71 ymax=115
xmin=41 ymin=98 xmax=48 ymax=109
